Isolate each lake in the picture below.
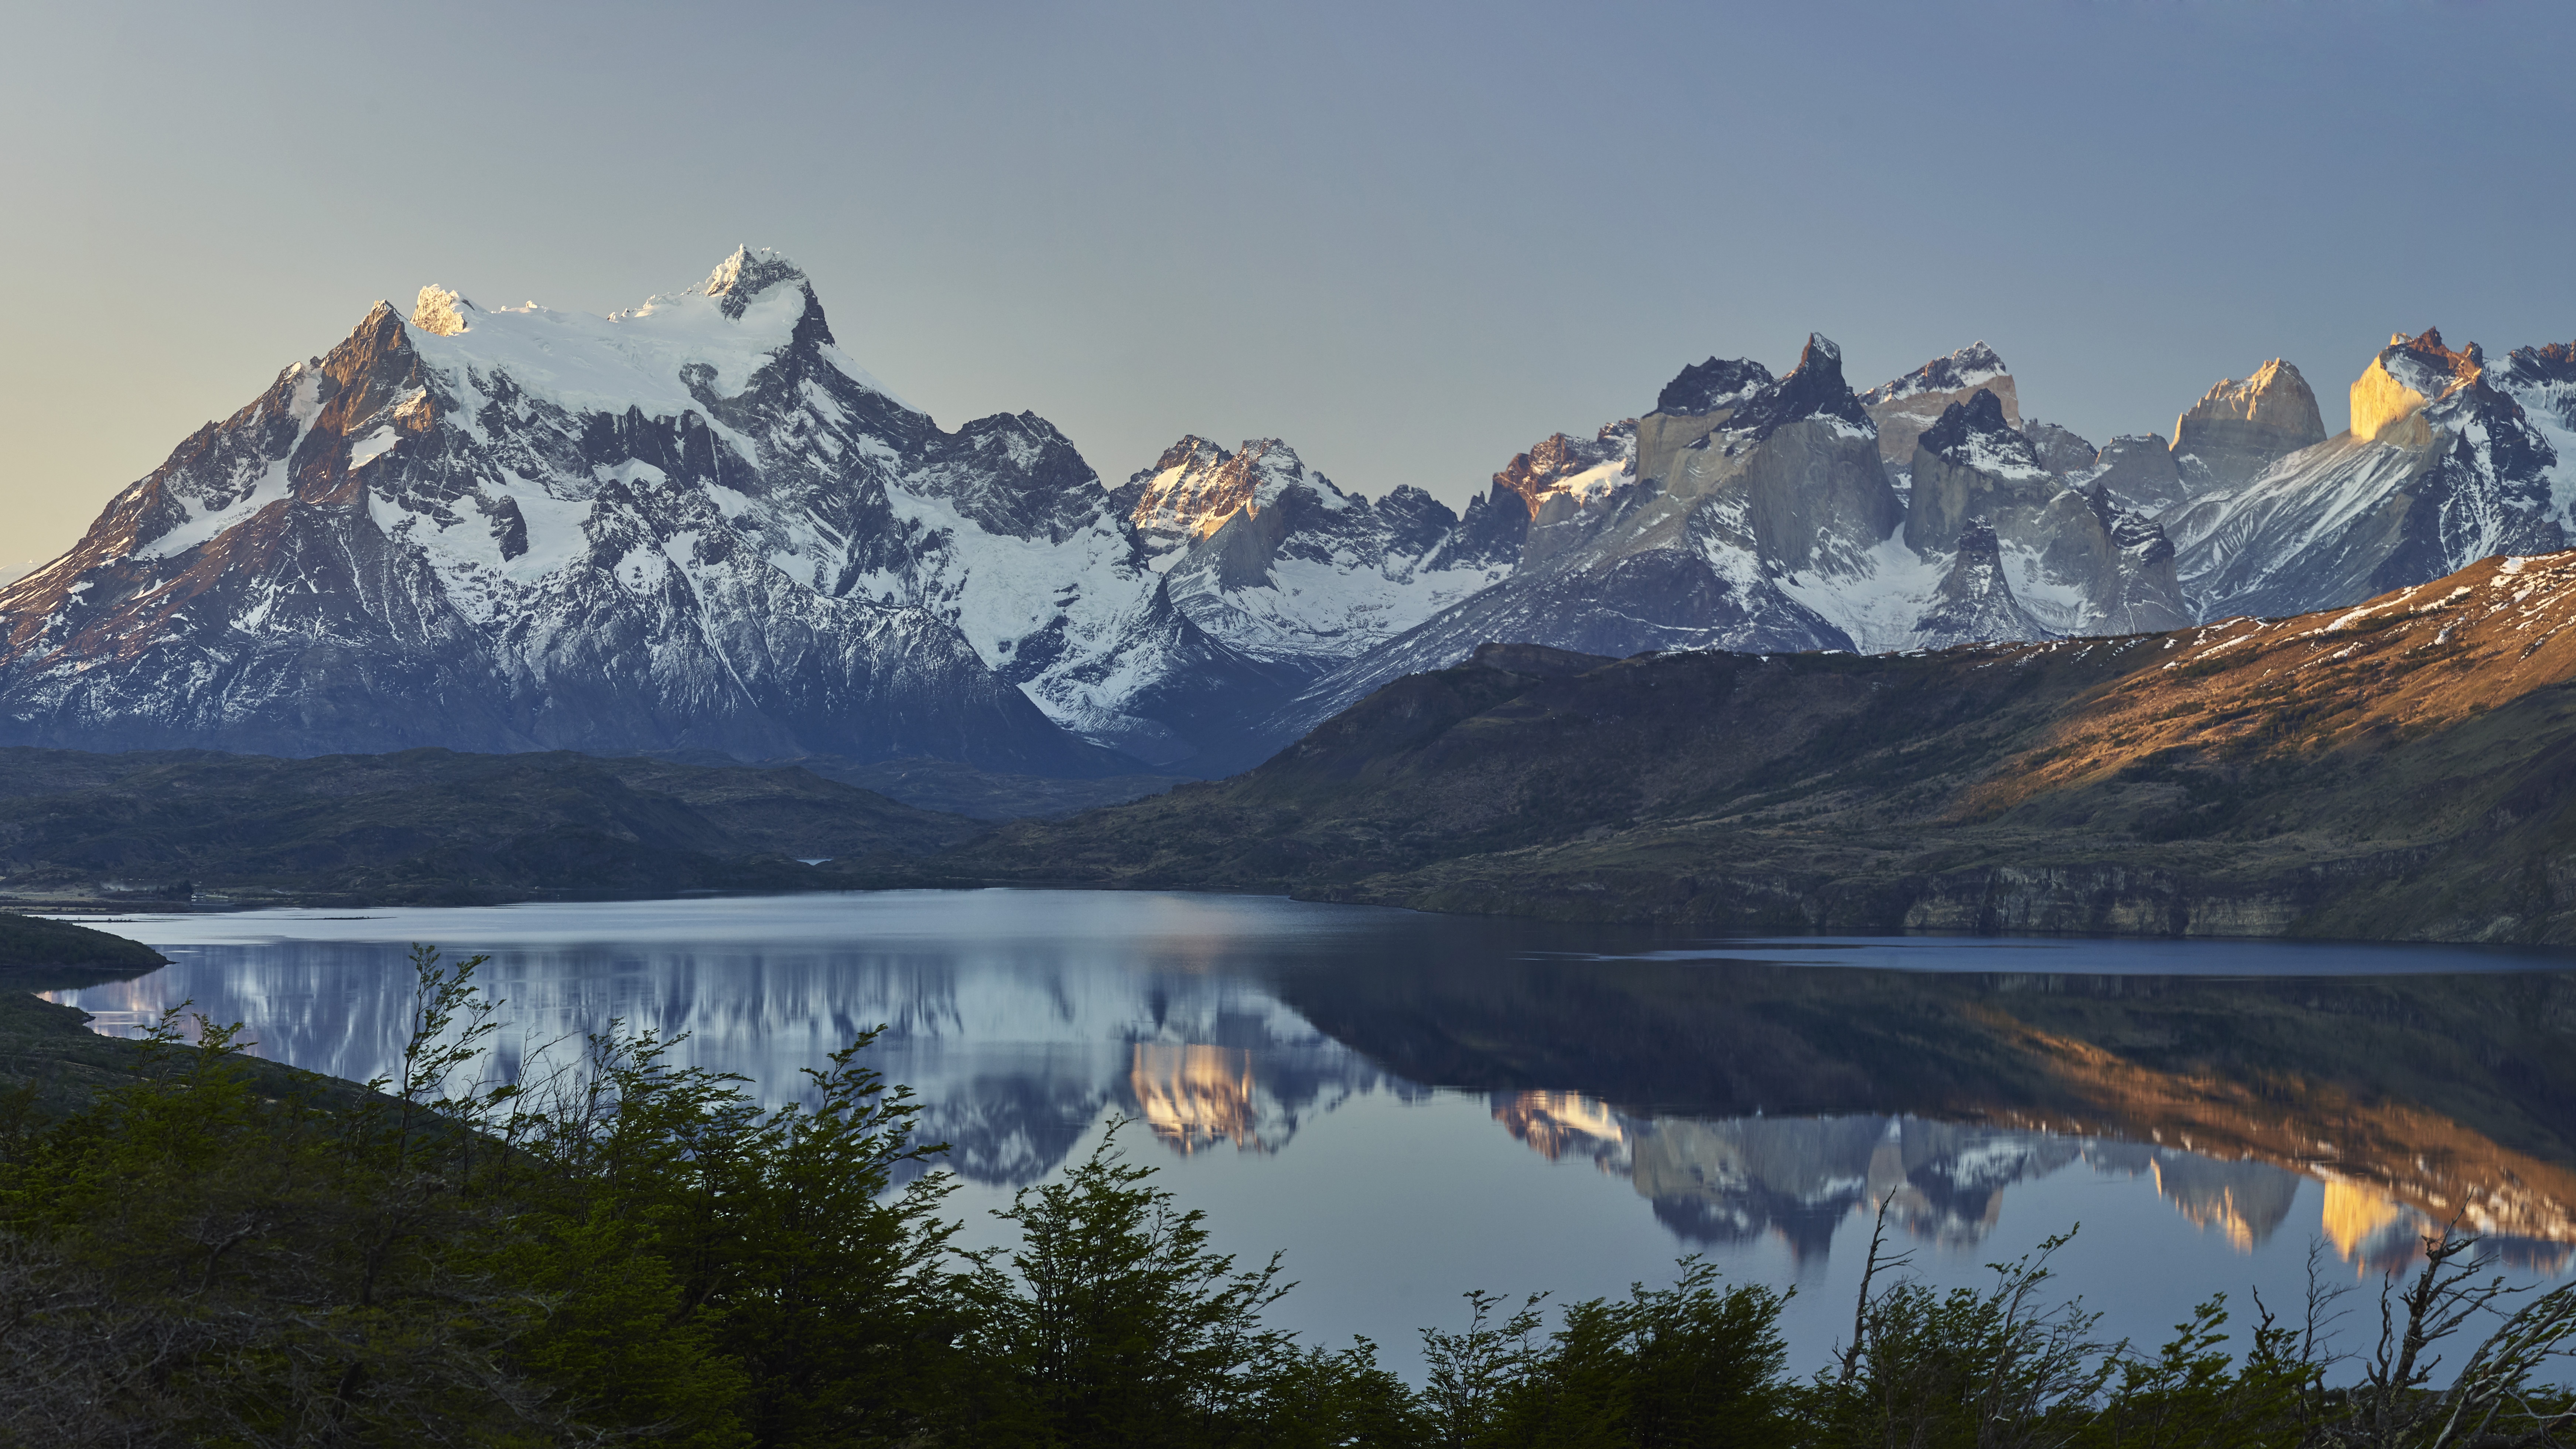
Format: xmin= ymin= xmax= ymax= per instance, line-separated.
xmin=42 ymin=889 xmax=2576 ymax=1380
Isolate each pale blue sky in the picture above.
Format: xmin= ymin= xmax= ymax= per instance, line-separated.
xmin=6 ymin=1 xmax=2572 ymax=570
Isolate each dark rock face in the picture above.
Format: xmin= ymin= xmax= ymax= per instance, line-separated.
xmin=1446 ymin=485 xmax=1533 ymax=571
xmin=1914 ymin=386 xmax=2020 ymax=467
xmin=1859 ymin=341 xmax=2017 ymax=467
xmin=1722 ymin=335 xmax=1874 ymax=440
xmin=2501 ymin=341 xmax=2576 ymax=393
xmin=1655 ymin=356 xmax=1773 ymax=416
xmin=910 ymin=412 xmax=1106 ymax=546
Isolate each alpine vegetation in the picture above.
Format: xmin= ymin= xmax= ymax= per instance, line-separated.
xmin=3 ymin=950 xmax=2569 ymax=1448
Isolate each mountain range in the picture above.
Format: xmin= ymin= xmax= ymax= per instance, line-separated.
xmin=4 ymin=248 xmax=2571 ymax=780
xmin=938 ymin=544 xmax=2576 ymax=945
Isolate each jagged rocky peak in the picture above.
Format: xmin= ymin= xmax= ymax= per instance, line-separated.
xmin=2170 ymin=325 xmax=2570 ymax=623
xmin=2018 ymin=418 xmax=2100 ymax=477
xmin=1453 ymin=417 xmax=1649 ymax=576
xmin=1729 ymin=334 xmax=1872 ymax=437
xmin=1863 ymin=340 xmax=2009 ymax=404
xmin=1861 ymin=341 xmax=2019 ymax=467
xmin=1124 ymin=436 xmax=1346 ymax=560
xmin=1653 ymin=356 xmax=1773 ymax=417
xmin=2496 ymin=341 xmax=2576 ymax=429
xmin=1494 ymin=423 xmax=1637 ymax=512
xmin=1636 ymin=334 xmax=1877 ymax=500
xmin=1494 ymin=422 xmax=1638 ymax=568
xmin=699 ymin=245 xmax=812 ymax=319
xmin=1116 ymin=430 xmax=1495 ymax=689
xmin=1912 ymin=516 xmax=2047 ymax=648
xmin=2172 ymin=358 xmax=2326 ymax=490
xmin=1906 ymin=387 xmax=2187 ymax=636
xmin=410 ymin=285 xmax=473 ymax=337
xmin=2351 ymin=327 xmax=2486 ymax=447
xmin=1917 ymin=388 xmax=2046 ymax=482
xmin=2090 ymin=433 xmax=2186 ymax=514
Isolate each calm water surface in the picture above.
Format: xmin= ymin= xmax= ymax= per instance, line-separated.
xmin=43 ymin=890 xmax=2576 ymax=1379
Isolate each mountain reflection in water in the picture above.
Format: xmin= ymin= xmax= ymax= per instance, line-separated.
xmin=39 ymin=892 xmax=2576 ymax=1356
xmin=1489 ymin=1092 xmax=2568 ymax=1278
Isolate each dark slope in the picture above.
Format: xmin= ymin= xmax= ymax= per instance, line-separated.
xmin=936 ymin=551 xmax=2576 ymax=944
xmin=0 ymin=917 xmax=337 ymax=1120
xmin=0 ymin=912 xmax=168 ymax=977
xmin=0 ymin=747 xmax=985 ymax=908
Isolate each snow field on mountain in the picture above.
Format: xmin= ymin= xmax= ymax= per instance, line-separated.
xmin=410 ymin=276 xmax=893 ymax=425
xmin=1779 ymin=530 xmax=1951 ymax=653
xmin=132 ymin=366 xmax=325 ymax=563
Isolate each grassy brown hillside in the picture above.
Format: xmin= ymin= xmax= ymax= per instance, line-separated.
xmin=929 ymin=551 xmax=2576 ymax=943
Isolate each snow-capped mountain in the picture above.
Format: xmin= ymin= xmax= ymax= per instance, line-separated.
xmin=1858 ymin=341 xmax=2018 ymax=485
xmin=2169 ymin=329 xmax=2573 ymax=619
xmin=1267 ymin=337 xmax=2190 ymax=738
xmin=0 ymin=250 xmax=1499 ymax=773
xmin=0 ymin=253 xmax=1129 ymax=769
xmin=1268 ymin=336 xmax=1894 ymax=732
xmin=1110 ymin=435 xmax=1506 ymax=678
xmin=15 ymin=246 xmax=2570 ymax=778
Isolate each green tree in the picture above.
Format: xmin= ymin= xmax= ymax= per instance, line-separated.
xmin=959 ymin=1121 xmax=1303 ymax=1447
xmin=500 ymin=1014 xmax=967 ymax=1447
xmin=1813 ymin=1229 xmax=2115 ymax=1449
xmin=1480 ymin=1259 xmax=1795 ymax=1449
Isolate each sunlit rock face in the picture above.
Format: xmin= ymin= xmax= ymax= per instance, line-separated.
xmin=1906 ymin=389 xmax=2189 ymax=638
xmin=1338 ymin=421 xmax=1643 ymax=589
xmin=2169 ymin=328 xmax=2571 ymax=621
xmin=1491 ymin=424 xmax=1640 ymax=570
xmin=1487 ymin=1092 xmax=2383 ymax=1267
xmin=2172 ymin=359 xmax=2327 ymax=494
xmin=1859 ymin=341 xmax=2019 ymax=469
xmin=2349 ymin=328 xmax=2484 ymax=445
xmin=1111 ymin=436 xmax=1503 ymax=693
xmin=1130 ymin=1044 xmax=1270 ymax=1154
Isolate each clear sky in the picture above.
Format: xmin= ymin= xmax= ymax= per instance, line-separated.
xmin=5 ymin=1 xmax=2573 ymax=574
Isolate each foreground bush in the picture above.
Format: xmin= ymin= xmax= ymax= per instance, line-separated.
xmin=0 ymin=949 xmax=2569 ymax=1447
